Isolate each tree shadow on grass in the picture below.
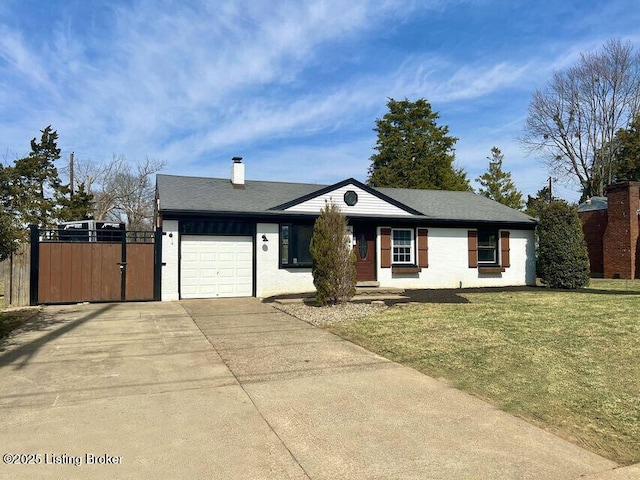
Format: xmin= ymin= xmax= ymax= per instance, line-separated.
xmin=399 ymin=286 xmax=544 ymax=304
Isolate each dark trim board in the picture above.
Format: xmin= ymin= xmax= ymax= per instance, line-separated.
xmin=159 ymin=211 xmax=536 ymax=231
xmin=268 ymin=177 xmax=424 ymax=216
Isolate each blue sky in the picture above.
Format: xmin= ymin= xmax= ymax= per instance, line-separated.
xmin=1 ymin=1 xmax=639 ymax=203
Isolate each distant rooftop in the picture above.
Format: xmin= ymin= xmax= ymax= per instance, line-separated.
xmin=577 ymin=196 xmax=608 ymax=212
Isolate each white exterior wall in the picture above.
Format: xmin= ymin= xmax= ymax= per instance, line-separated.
xmin=161 ymin=219 xmax=179 ymax=301
xmin=285 ymin=184 xmax=413 ymax=217
xmin=162 ymin=219 xmax=535 ymax=301
xmin=255 ymin=223 xmax=315 ymax=298
xmin=376 ymin=227 xmax=536 ymax=289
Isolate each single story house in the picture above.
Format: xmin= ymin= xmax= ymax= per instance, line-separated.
xmin=155 ymin=158 xmax=536 ymax=300
xmin=578 ymin=180 xmax=640 ymax=279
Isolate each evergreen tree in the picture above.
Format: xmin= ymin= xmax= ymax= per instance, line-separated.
xmin=0 ymin=205 xmax=20 ymax=261
xmin=524 ymin=186 xmax=554 ymax=218
xmin=4 ymin=126 xmax=91 ymax=227
xmin=56 ymin=183 xmax=95 ymax=222
xmin=367 ymin=98 xmax=470 ymax=191
xmin=614 ymin=114 xmax=640 ymax=181
xmin=537 ymin=200 xmax=590 ymax=289
xmin=309 ymin=201 xmax=357 ymax=306
xmin=11 ymin=126 xmax=64 ymax=227
xmin=475 ymin=147 xmax=524 ymax=210
xmin=0 ymin=165 xmax=21 ymax=260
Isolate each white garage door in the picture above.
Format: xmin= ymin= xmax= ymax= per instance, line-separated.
xmin=181 ymin=235 xmax=253 ymax=299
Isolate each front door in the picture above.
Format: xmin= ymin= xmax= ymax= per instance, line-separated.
xmin=354 ymin=226 xmax=376 ymax=282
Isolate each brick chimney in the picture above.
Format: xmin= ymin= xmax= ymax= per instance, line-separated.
xmin=230 ymin=156 xmax=245 ymax=188
xmin=603 ymin=181 xmax=640 ymax=279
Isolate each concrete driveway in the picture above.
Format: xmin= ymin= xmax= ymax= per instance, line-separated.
xmin=0 ymin=299 xmax=632 ymax=479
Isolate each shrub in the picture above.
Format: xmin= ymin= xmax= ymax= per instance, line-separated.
xmin=309 ymin=201 xmax=357 ymax=305
xmin=537 ymin=200 xmax=590 ymax=289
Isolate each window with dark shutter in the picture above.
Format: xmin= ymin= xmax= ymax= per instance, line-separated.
xmin=381 ymin=228 xmax=391 ymax=268
xmin=500 ymin=231 xmax=510 ymax=268
xmin=417 ymin=228 xmax=428 ymax=268
xmin=468 ymin=230 xmax=478 ymax=268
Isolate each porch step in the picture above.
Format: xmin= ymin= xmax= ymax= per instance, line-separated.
xmin=356 ymin=281 xmax=380 ymax=288
xmin=355 ymin=286 xmax=405 ymax=296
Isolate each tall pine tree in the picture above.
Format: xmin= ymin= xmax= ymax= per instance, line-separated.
xmin=367 ymin=98 xmax=470 ymax=191
xmin=11 ymin=126 xmax=64 ymax=227
xmin=475 ymin=147 xmax=524 ymax=210
xmin=5 ymin=126 xmax=94 ymax=229
xmin=0 ymin=165 xmax=20 ymax=260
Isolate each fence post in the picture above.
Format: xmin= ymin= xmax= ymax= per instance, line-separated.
xmin=29 ymin=225 xmax=39 ymax=306
xmin=8 ymin=251 xmax=13 ymax=306
xmin=120 ymin=230 xmax=127 ymax=302
xmin=153 ymin=227 xmax=162 ymax=301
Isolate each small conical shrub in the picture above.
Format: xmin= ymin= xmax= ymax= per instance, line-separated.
xmin=310 ymin=201 xmax=357 ymax=305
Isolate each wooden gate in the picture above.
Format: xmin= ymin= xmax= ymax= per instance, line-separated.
xmin=31 ymin=227 xmax=161 ymax=304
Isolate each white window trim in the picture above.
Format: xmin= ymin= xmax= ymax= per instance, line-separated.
xmin=391 ymin=228 xmax=415 ymax=265
xmin=477 ymin=228 xmax=498 ymax=265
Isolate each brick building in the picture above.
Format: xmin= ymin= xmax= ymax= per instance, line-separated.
xmin=578 ymin=181 xmax=640 ymax=279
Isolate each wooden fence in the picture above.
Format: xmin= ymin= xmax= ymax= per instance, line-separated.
xmin=1 ymin=243 xmax=31 ymax=307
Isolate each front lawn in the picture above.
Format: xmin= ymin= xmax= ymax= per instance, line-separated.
xmin=326 ymin=279 xmax=640 ymax=465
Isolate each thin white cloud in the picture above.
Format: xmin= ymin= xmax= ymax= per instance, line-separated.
xmin=0 ymin=0 xmax=638 ymax=207
xmin=0 ymin=27 xmax=52 ymax=90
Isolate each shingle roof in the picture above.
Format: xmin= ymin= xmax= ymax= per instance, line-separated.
xmin=577 ymin=196 xmax=608 ymax=212
xmin=156 ymin=174 xmax=535 ymax=225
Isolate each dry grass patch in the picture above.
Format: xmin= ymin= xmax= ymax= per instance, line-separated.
xmin=0 ymin=279 xmax=40 ymax=341
xmin=326 ymin=280 xmax=640 ymax=465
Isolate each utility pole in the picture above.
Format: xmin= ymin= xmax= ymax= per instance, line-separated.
xmin=69 ymin=152 xmax=74 ymax=197
xmin=548 ymin=176 xmax=552 ymax=201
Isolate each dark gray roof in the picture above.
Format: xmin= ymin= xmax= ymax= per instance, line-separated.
xmin=157 ymin=174 xmax=535 ymax=225
xmin=156 ymin=175 xmax=322 ymax=214
xmin=577 ymin=196 xmax=608 ymax=212
xmin=377 ymin=187 xmax=534 ymax=223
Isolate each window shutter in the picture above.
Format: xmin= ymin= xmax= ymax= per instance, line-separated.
xmin=500 ymin=231 xmax=510 ymax=268
xmin=468 ymin=230 xmax=478 ymax=268
xmin=381 ymin=228 xmax=391 ymax=268
xmin=417 ymin=228 xmax=428 ymax=268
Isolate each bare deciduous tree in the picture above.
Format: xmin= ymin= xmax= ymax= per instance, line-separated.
xmin=521 ymin=39 xmax=640 ymax=199
xmin=73 ymin=155 xmax=164 ymax=230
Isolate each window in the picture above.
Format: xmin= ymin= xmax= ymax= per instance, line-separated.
xmin=280 ymin=224 xmax=313 ymax=267
xmin=392 ymin=229 xmax=414 ymax=264
xmin=477 ymin=229 xmax=498 ymax=265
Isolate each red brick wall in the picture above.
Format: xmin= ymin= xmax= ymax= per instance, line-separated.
xmin=603 ymin=181 xmax=640 ymax=279
xmin=579 ymin=209 xmax=608 ymax=277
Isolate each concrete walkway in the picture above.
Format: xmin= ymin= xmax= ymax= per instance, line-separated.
xmin=0 ymin=299 xmax=633 ymax=479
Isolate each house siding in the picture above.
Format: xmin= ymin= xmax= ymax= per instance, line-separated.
xmin=161 ymin=219 xmax=179 ymax=301
xmin=284 ymin=184 xmax=414 ymax=217
xmin=256 ymin=223 xmax=314 ymax=298
xmin=376 ymin=227 xmax=535 ymax=288
xmin=162 ymin=221 xmax=536 ymax=300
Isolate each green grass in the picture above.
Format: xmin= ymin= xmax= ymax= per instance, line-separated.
xmin=327 ymin=279 xmax=640 ymax=465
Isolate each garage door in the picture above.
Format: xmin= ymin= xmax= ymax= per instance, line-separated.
xmin=181 ymin=235 xmax=253 ymax=298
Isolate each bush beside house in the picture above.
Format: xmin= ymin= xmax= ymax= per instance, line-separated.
xmin=537 ymin=200 xmax=590 ymax=289
xmin=310 ymin=201 xmax=357 ymax=305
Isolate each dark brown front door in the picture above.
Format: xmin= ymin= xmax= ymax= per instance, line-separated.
xmin=354 ymin=226 xmax=376 ymax=281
